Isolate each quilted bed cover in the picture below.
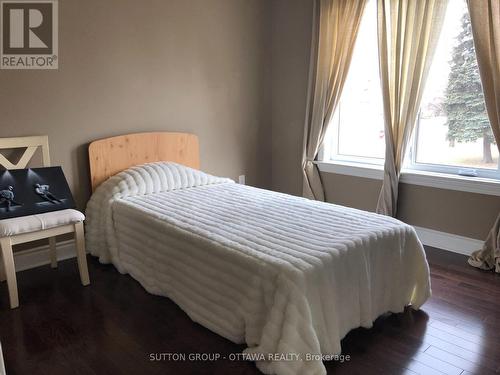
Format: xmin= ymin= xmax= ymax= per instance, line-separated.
xmin=85 ymin=162 xmax=431 ymax=375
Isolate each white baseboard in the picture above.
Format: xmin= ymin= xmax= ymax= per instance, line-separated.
xmin=13 ymin=240 xmax=77 ymax=272
xmin=413 ymin=226 xmax=483 ymax=256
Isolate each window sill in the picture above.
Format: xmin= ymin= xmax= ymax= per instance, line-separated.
xmin=315 ymin=160 xmax=500 ymax=197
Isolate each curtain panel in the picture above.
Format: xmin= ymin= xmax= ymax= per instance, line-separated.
xmin=302 ymin=0 xmax=367 ymax=201
xmin=375 ymin=0 xmax=448 ymax=216
xmin=466 ymin=0 xmax=500 ymax=273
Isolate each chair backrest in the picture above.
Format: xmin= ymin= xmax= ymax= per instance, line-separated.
xmin=0 ymin=136 xmax=51 ymax=169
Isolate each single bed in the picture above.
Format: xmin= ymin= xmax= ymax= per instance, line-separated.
xmin=85 ymin=132 xmax=431 ymax=375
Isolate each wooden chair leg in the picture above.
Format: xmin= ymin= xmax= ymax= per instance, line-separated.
xmin=74 ymin=222 xmax=90 ymax=286
xmin=49 ymin=237 xmax=58 ymax=268
xmin=0 ymin=252 xmax=5 ymax=282
xmin=0 ymin=237 xmax=19 ymax=309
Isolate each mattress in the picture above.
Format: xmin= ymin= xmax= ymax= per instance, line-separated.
xmin=85 ymin=162 xmax=431 ymax=375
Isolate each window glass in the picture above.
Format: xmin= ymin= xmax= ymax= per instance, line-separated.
xmin=413 ymin=0 xmax=498 ymax=172
xmin=324 ymin=0 xmax=385 ymax=162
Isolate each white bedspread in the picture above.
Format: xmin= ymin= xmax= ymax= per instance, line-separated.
xmin=86 ymin=162 xmax=431 ymax=375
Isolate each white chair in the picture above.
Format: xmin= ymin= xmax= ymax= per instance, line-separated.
xmin=0 ymin=136 xmax=90 ymax=309
xmin=0 ymin=341 xmax=5 ymax=375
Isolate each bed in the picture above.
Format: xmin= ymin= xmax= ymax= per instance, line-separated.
xmin=85 ymin=132 xmax=431 ymax=375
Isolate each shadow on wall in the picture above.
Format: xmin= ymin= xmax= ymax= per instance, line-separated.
xmin=71 ymin=143 xmax=91 ymax=210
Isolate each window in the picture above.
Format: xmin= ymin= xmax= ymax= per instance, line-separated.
xmin=406 ymin=0 xmax=499 ymax=179
xmin=321 ymin=0 xmax=384 ymax=165
xmin=321 ymin=0 xmax=500 ymax=180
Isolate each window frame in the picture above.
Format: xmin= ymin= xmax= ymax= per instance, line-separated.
xmin=321 ymin=115 xmax=500 ymax=183
xmin=404 ymin=115 xmax=500 ymax=180
xmin=315 ymin=158 xmax=500 ymax=197
xmin=321 ymin=104 xmax=385 ymax=167
xmin=320 ymin=0 xmax=500 ymax=183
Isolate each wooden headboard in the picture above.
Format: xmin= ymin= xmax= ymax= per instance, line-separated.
xmin=88 ymin=132 xmax=200 ymax=191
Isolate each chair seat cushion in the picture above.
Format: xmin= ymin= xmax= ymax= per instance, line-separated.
xmin=0 ymin=209 xmax=85 ymax=237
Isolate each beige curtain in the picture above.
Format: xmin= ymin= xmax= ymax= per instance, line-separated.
xmin=302 ymin=0 xmax=367 ymax=200
xmin=466 ymin=0 xmax=500 ymax=272
xmin=376 ymin=0 xmax=448 ymax=216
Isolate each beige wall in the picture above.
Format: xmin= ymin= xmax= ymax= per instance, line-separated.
xmin=0 ymin=0 xmax=272 ymax=209
xmin=271 ymin=0 xmax=499 ymax=240
xmin=271 ymin=0 xmax=313 ymax=196
xmin=322 ymin=173 xmax=500 ymax=239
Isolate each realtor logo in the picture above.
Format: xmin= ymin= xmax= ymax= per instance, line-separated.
xmin=1 ymin=0 xmax=58 ymax=69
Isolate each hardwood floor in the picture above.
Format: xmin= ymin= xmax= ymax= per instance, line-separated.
xmin=0 ymin=246 xmax=499 ymax=375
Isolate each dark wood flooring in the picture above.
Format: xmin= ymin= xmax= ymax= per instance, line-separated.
xmin=0 ymin=246 xmax=499 ymax=375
